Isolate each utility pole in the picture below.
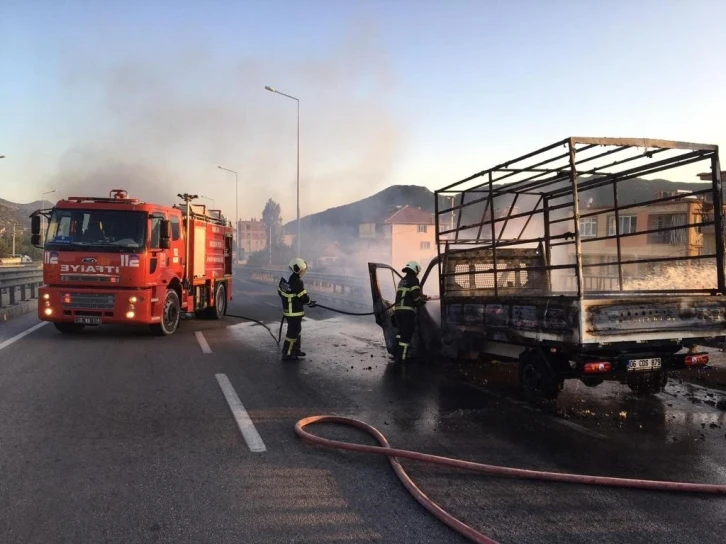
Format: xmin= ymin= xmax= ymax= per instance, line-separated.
xmin=12 ymin=223 xmax=18 ymax=256
xmin=269 ymin=225 xmax=272 ymax=266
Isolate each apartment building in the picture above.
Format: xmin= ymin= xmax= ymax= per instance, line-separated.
xmin=237 ymin=218 xmax=268 ymax=260
xmin=358 ymin=205 xmax=437 ymax=270
xmin=571 ymin=196 xmax=705 ymax=281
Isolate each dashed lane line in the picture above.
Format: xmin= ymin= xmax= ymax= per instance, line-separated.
xmin=0 ymin=322 xmax=48 ymax=352
xmin=215 ymin=373 xmax=267 ymax=453
xmin=194 ymin=331 xmax=212 ymax=354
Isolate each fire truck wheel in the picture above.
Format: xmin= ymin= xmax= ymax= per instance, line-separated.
xmin=150 ymin=289 xmax=181 ymax=336
xmin=204 ymin=282 xmax=227 ymax=319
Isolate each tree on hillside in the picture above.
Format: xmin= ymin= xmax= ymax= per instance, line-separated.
xmin=0 ymin=230 xmax=41 ymax=260
xmin=262 ymin=198 xmax=283 ymax=250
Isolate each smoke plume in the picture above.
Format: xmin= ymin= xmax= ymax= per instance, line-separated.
xmin=52 ymin=21 xmax=406 ymax=222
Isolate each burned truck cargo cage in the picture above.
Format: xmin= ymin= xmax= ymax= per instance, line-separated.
xmin=413 ymin=137 xmax=725 ymax=400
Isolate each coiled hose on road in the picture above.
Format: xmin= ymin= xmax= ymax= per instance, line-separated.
xmin=225 ymin=302 xmax=726 ymax=541
xmin=295 ymin=415 xmax=726 ymax=544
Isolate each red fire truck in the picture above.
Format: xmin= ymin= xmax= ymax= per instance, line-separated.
xmin=30 ymin=189 xmax=234 ymax=336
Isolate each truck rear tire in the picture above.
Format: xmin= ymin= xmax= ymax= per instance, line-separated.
xmin=54 ymin=322 xmax=85 ymax=334
xmin=627 ymin=371 xmax=668 ymax=396
xmin=204 ymin=282 xmax=227 ymax=319
xmin=150 ymin=289 xmax=181 ymax=336
xmin=519 ymin=349 xmax=563 ymax=403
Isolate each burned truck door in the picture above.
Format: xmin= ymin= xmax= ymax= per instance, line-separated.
xmin=368 ymin=259 xmax=443 ymax=361
xmin=368 ymin=263 xmax=401 ymax=356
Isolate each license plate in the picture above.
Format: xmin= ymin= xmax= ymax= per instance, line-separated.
xmin=627 ymin=358 xmax=662 ymax=371
xmin=74 ymin=316 xmax=102 ymax=325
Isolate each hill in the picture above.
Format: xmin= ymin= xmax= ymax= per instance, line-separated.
xmin=284 ymin=185 xmax=446 ymax=242
xmin=0 ymin=199 xmax=43 ymax=236
xmin=286 ymin=185 xmax=437 ymax=228
xmin=284 ymin=178 xmax=712 ymax=242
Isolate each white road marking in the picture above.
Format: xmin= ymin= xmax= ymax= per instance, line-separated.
xmin=265 ymin=302 xmax=278 ymax=308
xmin=0 ymin=322 xmax=48 ymax=352
xmin=194 ymin=331 xmax=212 ymax=354
xmin=215 ymin=373 xmax=267 ymax=453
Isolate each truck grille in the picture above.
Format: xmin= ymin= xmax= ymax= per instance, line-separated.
xmin=61 ymin=274 xmax=115 ymax=283
xmin=62 ymin=293 xmax=116 ymax=310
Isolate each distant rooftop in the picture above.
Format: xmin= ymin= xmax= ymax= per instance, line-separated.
xmin=698 ymin=171 xmax=726 ymax=181
xmin=384 ymin=205 xmax=434 ymax=225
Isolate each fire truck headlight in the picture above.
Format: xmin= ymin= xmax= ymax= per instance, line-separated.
xmin=129 ymin=296 xmax=138 ymax=303
xmin=126 ymin=311 xmax=135 ymax=319
xmin=44 ymin=308 xmax=53 ymax=316
xmin=42 ymin=293 xmax=50 ymax=300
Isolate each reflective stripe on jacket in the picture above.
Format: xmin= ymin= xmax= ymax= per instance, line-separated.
xmin=278 ymin=272 xmax=311 ymax=317
xmin=394 ymin=273 xmax=422 ymax=312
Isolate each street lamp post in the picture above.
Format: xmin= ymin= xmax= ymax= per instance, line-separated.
xmin=217 ymin=166 xmax=238 ymax=259
xmin=41 ymin=189 xmax=57 ymax=246
xmin=265 ymin=85 xmax=301 ymax=257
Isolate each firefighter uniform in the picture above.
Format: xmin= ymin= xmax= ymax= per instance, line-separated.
xmin=278 ymin=258 xmax=316 ymax=361
xmin=394 ymin=261 xmax=425 ymax=364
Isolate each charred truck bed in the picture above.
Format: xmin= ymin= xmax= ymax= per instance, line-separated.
xmin=427 ymin=137 xmax=725 ymax=401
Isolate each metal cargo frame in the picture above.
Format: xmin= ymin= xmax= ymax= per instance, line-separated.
xmin=433 ymin=137 xmax=725 ymax=348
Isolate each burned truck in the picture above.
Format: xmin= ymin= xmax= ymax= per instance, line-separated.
xmin=370 ymin=137 xmax=726 ymax=401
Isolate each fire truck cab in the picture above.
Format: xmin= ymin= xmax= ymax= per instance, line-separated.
xmin=30 ymin=189 xmax=234 ymax=336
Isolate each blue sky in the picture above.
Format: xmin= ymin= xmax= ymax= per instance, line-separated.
xmin=1 ymin=0 xmax=724 ymax=223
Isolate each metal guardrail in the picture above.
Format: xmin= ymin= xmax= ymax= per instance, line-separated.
xmin=0 ymin=266 xmax=44 ymax=309
xmin=240 ymin=267 xmax=373 ymax=309
xmin=0 ymin=262 xmax=42 ymax=268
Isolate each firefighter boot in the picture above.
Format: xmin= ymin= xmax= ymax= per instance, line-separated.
xmin=293 ymin=335 xmax=306 ymax=358
xmin=400 ymin=342 xmax=411 ymax=365
xmin=394 ymin=343 xmax=403 ymax=365
xmin=281 ymin=338 xmax=299 ymax=361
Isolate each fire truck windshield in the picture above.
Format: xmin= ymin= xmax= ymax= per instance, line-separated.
xmin=45 ymin=209 xmax=147 ymax=252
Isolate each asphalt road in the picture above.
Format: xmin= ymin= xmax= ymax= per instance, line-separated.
xmin=1 ymin=278 xmax=725 ymax=543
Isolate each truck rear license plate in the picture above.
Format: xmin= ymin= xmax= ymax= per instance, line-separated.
xmin=627 ymin=358 xmax=661 ymax=372
xmin=74 ymin=316 xmax=102 ymax=325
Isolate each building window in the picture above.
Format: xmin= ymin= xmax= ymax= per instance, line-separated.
xmin=418 ymin=225 xmax=428 ymax=233
xmin=420 ymin=241 xmax=431 ymax=250
xmin=607 ymin=215 xmax=637 ymax=236
xmin=648 ymin=214 xmax=687 ymax=245
xmin=579 ymin=217 xmax=597 ymax=238
xmin=359 ymin=223 xmax=376 ymax=238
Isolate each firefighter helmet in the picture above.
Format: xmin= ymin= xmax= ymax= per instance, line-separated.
xmin=289 ymin=257 xmax=308 ymax=276
xmin=402 ymin=260 xmax=421 ymax=276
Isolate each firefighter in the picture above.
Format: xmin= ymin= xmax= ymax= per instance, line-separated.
xmin=278 ymin=257 xmax=317 ymax=361
xmin=393 ymin=260 xmax=426 ymax=364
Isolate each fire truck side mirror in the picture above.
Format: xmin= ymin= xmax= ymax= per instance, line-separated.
xmin=31 ymin=234 xmax=42 ymax=246
xmin=31 ymin=215 xmax=41 ymax=235
xmin=160 ymin=220 xmax=171 ymax=250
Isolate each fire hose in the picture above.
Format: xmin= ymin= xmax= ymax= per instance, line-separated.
xmin=295 ymin=415 xmax=726 ymax=544
xmin=223 ymin=299 xmax=726 ymax=541
xmin=226 ymin=301 xmax=396 ymax=344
